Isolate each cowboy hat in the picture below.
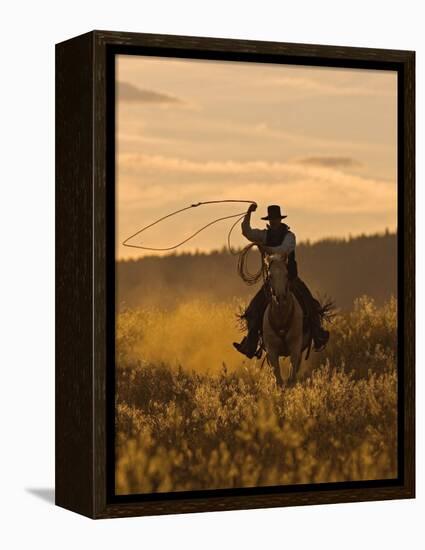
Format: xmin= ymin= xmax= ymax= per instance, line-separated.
xmin=261 ymin=204 xmax=287 ymax=220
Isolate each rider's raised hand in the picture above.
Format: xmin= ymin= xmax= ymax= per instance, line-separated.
xmin=248 ymin=202 xmax=257 ymax=213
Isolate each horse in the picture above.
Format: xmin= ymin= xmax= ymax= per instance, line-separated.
xmin=262 ymin=252 xmax=312 ymax=388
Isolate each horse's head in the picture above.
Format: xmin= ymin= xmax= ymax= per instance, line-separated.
xmin=264 ymin=252 xmax=289 ymax=304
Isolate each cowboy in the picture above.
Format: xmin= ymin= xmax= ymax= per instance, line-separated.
xmin=233 ymin=203 xmax=330 ymax=359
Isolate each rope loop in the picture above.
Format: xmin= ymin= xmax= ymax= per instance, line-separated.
xmin=122 ymin=199 xmax=255 ymax=254
xmin=122 ymin=199 xmax=264 ymax=286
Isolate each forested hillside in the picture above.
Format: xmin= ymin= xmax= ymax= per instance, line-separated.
xmin=116 ymin=232 xmax=396 ymax=311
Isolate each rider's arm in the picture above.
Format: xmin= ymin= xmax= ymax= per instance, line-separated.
xmin=241 ymin=212 xmax=267 ymax=244
xmin=266 ymin=231 xmax=296 ymax=254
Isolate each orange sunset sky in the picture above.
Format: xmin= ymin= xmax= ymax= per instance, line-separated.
xmin=116 ymin=54 xmax=397 ymax=260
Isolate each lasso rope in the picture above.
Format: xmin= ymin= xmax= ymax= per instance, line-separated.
xmin=237 ymin=243 xmax=266 ymax=285
xmin=122 ymin=199 xmax=253 ymax=254
xmin=122 ymin=199 xmax=265 ymax=284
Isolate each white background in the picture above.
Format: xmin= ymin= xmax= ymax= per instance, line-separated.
xmin=1 ymin=1 xmax=423 ymax=548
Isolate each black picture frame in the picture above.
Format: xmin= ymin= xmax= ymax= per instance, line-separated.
xmin=55 ymin=30 xmax=415 ymax=519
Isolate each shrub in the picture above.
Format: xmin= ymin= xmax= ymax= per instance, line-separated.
xmin=115 ymin=296 xmax=397 ymax=494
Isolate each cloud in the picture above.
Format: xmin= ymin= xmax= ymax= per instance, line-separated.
xmin=295 ymin=156 xmax=362 ymax=169
xmin=117 ymin=81 xmax=184 ymax=105
xmin=117 ymin=153 xmax=396 ymax=216
xmin=263 ymin=75 xmax=396 ymax=99
xmin=119 ymin=153 xmax=362 ymax=179
xmin=119 ymin=153 xmax=300 ymax=175
xmin=119 ymin=132 xmax=177 ymax=147
xmin=117 ymin=117 xmax=392 ymax=159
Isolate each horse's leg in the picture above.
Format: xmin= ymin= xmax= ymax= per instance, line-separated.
xmin=278 ymin=355 xmax=293 ymax=385
xmin=263 ymin=305 xmax=285 ymax=388
xmin=287 ymin=329 xmax=302 ymax=383
xmin=287 ymin=301 xmax=304 ymax=384
xmin=289 ymin=347 xmax=302 ymax=384
xmin=267 ymin=351 xmax=284 ymax=388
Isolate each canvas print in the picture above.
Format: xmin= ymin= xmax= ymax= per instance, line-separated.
xmin=114 ymin=55 xmax=398 ymax=495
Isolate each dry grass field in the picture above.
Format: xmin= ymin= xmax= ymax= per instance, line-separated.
xmin=115 ymin=295 xmax=397 ymax=494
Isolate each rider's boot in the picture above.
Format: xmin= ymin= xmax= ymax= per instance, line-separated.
xmin=233 ymin=330 xmax=259 ymax=359
xmin=312 ymin=324 xmax=330 ymax=352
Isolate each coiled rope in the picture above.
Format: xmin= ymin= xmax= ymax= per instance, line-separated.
xmin=122 ymin=199 xmax=265 ymax=284
xmin=237 ymin=243 xmax=266 ymax=286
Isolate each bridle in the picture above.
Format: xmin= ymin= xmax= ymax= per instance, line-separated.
xmin=264 ymin=256 xmax=288 ymax=299
xmin=264 ymin=256 xmax=294 ymax=336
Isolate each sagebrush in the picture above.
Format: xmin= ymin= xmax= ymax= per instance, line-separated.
xmin=115 ymin=295 xmax=397 ymax=494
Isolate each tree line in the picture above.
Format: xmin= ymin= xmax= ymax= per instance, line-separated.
xmin=116 ymin=231 xmax=397 ymax=311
